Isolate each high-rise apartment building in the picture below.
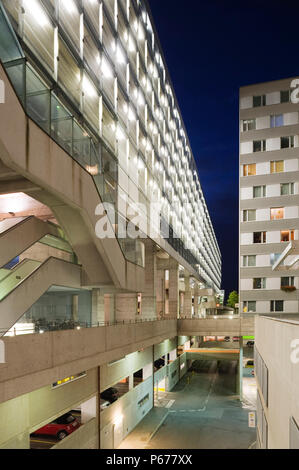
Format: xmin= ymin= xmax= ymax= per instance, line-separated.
xmin=240 ymin=78 xmax=299 ymax=316
xmin=0 ymin=0 xmax=222 ymax=449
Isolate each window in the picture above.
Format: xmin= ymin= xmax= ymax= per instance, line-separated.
xmin=281 ymin=136 xmax=294 ymax=149
xmin=243 ymin=255 xmax=256 ymax=267
xmin=243 ymin=164 xmax=256 ymax=176
xmin=270 ymin=114 xmax=283 ymax=128
xmin=243 ymin=209 xmax=256 ymax=222
xmin=253 ymin=95 xmax=266 ymax=107
xmin=270 ymin=207 xmax=284 ymax=220
xmin=254 ymin=232 xmax=266 ymax=244
xmin=281 ymin=230 xmax=294 ymax=242
xmin=281 ymin=183 xmax=294 ymax=196
xmin=253 ymin=140 xmax=266 ymax=152
xmin=253 ymin=185 xmax=266 ymax=198
xmin=280 ymin=90 xmax=290 ymax=103
xmin=243 ymin=301 xmax=256 ymax=313
xmin=242 ymin=119 xmax=256 ymax=132
xmin=270 ymin=160 xmax=284 ymax=173
xmin=270 ymin=300 xmax=284 ymax=312
xmin=281 ymin=277 xmax=294 ymax=287
xmin=270 ymin=253 xmax=281 ymax=266
xmin=253 ymin=278 xmax=266 ymax=289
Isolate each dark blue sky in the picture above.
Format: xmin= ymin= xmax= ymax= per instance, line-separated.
xmin=147 ymin=0 xmax=299 ymax=298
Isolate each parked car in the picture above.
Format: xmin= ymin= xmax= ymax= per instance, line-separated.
xmin=32 ymin=412 xmax=80 ymax=440
xmin=224 ymin=336 xmax=230 ymax=342
xmin=246 ymin=340 xmax=255 ymax=347
xmin=100 ymin=387 xmax=119 ymax=403
xmin=100 ymin=399 xmax=111 ymax=411
xmin=232 ymin=336 xmax=240 ymax=342
xmin=245 ymin=360 xmax=254 ymax=368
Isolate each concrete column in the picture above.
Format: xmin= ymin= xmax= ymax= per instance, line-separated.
xmin=104 ymin=294 xmax=115 ymax=323
xmin=183 ymin=270 xmax=192 ymax=318
xmin=115 ymin=293 xmax=137 ymax=321
xmin=71 ymin=295 xmax=79 ymax=322
xmin=193 ymin=286 xmax=199 ymax=318
xmin=142 ymin=240 xmax=157 ymax=319
xmin=237 ymin=337 xmax=244 ymax=399
xmin=168 ymin=259 xmax=179 ymax=318
xmin=92 ymin=289 xmax=104 ymax=325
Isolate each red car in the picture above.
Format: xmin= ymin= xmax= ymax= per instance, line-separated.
xmin=32 ymin=413 xmax=80 ymax=440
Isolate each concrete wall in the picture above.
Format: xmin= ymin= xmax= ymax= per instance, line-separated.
xmin=0 ymin=319 xmax=178 ymax=404
xmin=255 ymin=316 xmax=299 ymax=448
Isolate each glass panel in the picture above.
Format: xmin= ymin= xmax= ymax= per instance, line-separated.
xmin=58 ymin=36 xmax=81 ymax=107
xmin=101 ymin=56 xmax=115 ymax=104
xmin=51 ymin=94 xmax=73 ymax=154
xmin=0 ymin=3 xmax=24 ymax=63
xmin=102 ymin=103 xmax=116 ymax=149
xmin=73 ymin=121 xmax=91 ymax=165
xmin=59 ymin=0 xmax=81 ymax=54
xmin=83 ymin=73 xmax=100 ymax=132
xmin=23 ymin=3 xmax=55 ymax=75
xmin=84 ymin=25 xmax=101 ymax=79
xmin=102 ymin=14 xmax=115 ymax=61
xmin=83 ymin=0 xmax=100 ymax=35
xmin=26 ymin=65 xmax=50 ymax=133
xmin=248 ymin=255 xmax=256 ymax=267
xmin=5 ymin=61 xmax=26 ymax=104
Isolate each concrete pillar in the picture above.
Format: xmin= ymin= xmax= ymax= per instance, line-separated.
xmin=71 ymin=295 xmax=79 ymax=322
xmin=92 ymin=289 xmax=104 ymax=325
xmin=183 ymin=270 xmax=192 ymax=318
xmin=168 ymin=259 xmax=179 ymax=318
xmin=142 ymin=240 xmax=157 ymax=319
xmin=238 ymin=337 xmax=244 ymax=399
xmin=193 ymin=285 xmax=199 ymax=318
xmin=115 ymin=293 xmax=137 ymax=321
xmin=104 ymin=294 xmax=115 ymax=323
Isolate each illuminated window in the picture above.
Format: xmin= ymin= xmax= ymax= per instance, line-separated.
xmin=243 ymin=164 xmax=256 ymax=176
xmin=281 ymin=230 xmax=294 ymax=242
xmin=270 ymin=207 xmax=284 ymax=220
xmin=270 ymin=160 xmax=284 ymax=173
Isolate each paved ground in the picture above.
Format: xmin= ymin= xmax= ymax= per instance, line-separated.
xmin=144 ymin=360 xmax=256 ymax=449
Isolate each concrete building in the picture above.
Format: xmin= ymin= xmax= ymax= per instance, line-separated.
xmin=240 ymin=78 xmax=299 ymax=316
xmin=255 ymin=314 xmax=299 ymax=449
xmin=0 ymin=0 xmax=228 ymax=449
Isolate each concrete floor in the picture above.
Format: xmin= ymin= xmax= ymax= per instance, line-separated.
xmin=145 ymin=360 xmax=256 ymax=450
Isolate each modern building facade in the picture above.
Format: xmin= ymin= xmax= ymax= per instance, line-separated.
xmin=255 ymin=314 xmax=299 ymax=449
xmin=0 ymin=0 xmax=224 ymax=449
xmin=240 ymin=78 xmax=299 ymax=316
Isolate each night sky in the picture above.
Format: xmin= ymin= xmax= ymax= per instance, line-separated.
xmin=147 ymin=0 xmax=299 ymax=299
